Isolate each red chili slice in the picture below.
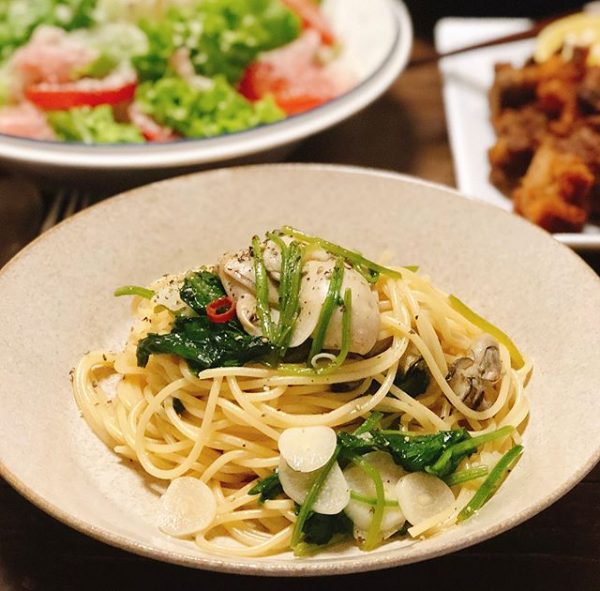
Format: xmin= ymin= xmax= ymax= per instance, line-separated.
xmin=206 ymin=296 xmax=236 ymax=323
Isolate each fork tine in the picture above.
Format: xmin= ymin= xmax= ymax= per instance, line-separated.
xmin=62 ymin=190 xmax=81 ymax=219
xmin=39 ymin=189 xmax=68 ymax=233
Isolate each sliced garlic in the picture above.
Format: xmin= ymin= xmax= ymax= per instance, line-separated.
xmin=150 ymin=272 xmax=187 ymax=311
xmin=278 ymin=426 xmax=337 ymax=473
xmin=395 ymin=472 xmax=455 ymax=526
xmin=278 ymin=457 xmax=349 ymax=515
xmin=157 ymin=477 xmax=217 ymax=537
xmin=343 ymin=451 xmax=406 ymax=534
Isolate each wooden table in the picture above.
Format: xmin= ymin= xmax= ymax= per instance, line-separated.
xmin=1 ymin=40 xmax=599 ymax=591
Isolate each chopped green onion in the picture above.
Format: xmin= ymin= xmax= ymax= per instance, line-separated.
xmin=444 ymin=466 xmax=489 ymax=487
xmin=114 ymin=285 xmax=155 ymax=299
xmin=291 ymin=445 xmax=341 ymax=547
xmin=308 ymin=258 xmax=345 ymax=361
xmin=457 ymin=445 xmax=524 ymax=522
xmin=350 ymin=490 xmax=399 ymax=507
xmin=351 ymin=456 xmax=385 ymax=551
xmin=252 ymin=235 xmax=274 ymax=340
xmin=449 ymin=295 xmax=524 ymax=369
xmin=281 ymin=226 xmax=404 ymax=282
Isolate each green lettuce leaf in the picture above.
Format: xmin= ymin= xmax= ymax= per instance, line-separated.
xmin=135 ymin=76 xmax=284 ymax=138
xmin=0 ymin=0 xmax=97 ymax=62
xmin=48 ymin=105 xmax=144 ymax=144
xmin=132 ymin=0 xmax=301 ymax=83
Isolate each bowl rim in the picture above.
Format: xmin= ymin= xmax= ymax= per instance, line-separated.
xmin=1 ymin=162 xmax=599 ymax=576
xmin=0 ymin=0 xmax=412 ymax=170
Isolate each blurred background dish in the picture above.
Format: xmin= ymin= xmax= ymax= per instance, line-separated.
xmin=0 ymin=0 xmax=412 ymax=188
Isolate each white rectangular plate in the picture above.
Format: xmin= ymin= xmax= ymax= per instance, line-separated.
xmin=435 ymin=17 xmax=600 ymax=250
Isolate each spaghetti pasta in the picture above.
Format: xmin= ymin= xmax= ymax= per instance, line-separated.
xmin=73 ymin=230 xmax=531 ymax=557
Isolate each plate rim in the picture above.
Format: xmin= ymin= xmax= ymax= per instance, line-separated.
xmin=1 ymin=162 xmax=599 ymax=576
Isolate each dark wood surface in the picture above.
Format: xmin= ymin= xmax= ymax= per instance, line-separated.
xmin=1 ymin=38 xmax=599 ymax=591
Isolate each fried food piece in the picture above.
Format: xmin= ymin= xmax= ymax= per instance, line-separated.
xmin=513 ymin=141 xmax=593 ymax=232
xmin=488 ymin=106 xmax=547 ymax=193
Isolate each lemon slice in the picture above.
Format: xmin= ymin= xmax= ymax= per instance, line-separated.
xmin=535 ymin=14 xmax=600 ymax=65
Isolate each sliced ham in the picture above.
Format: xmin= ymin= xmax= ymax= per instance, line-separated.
xmin=0 ymin=103 xmax=55 ymax=140
xmin=128 ymin=103 xmax=178 ymax=142
xmin=11 ymin=26 xmax=97 ymax=90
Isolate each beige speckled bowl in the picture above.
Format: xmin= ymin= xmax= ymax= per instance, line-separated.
xmin=0 ymin=164 xmax=599 ymax=576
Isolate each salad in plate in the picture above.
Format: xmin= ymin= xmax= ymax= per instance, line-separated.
xmin=0 ymin=0 xmax=351 ymax=143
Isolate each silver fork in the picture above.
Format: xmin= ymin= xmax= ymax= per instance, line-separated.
xmin=39 ymin=188 xmax=91 ymax=233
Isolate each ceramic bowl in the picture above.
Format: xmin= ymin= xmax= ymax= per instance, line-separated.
xmin=0 ymin=0 xmax=412 ymax=183
xmin=0 ymin=164 xmax=599 ymax=575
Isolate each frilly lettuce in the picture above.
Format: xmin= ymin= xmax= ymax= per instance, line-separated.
xmin=0 ymin=0 xmax=96 ymax=61
xmin=135 ymin=76 xmax=284 ymax=138
xmin=133 ymin=0 xmax=301 ymax=83
xmin=48 ymin=105 xmax=143 ymax=143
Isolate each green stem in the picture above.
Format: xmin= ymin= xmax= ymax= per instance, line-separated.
xmin=449 ymin=295 xmax=524 ymax=369
xmin=114 ymin=285 xmax=155 ymax=299
xmin=350 ymin=490 xmax=399 ymax=507
xmin=444 ymin=466 xmax=489 ymax=487
xmin=252 ymin=235 xmax=274 ymax=340
xmin=429 ymin=426 xmax=514 ymax=475
xmin=291 ymin=445 xmax=341 ymax=547
xmin=457 ymin=445 xmax=524 ymax=522
xmin=351 ymin=456 xmax=385 ymax=551
xmin=273 ymin=240 xmax=304 ymax=356
xmin=281 ymin=226 xmax=404 ymax=282
xmin=308 ymin=258 xmax=345 ymax=360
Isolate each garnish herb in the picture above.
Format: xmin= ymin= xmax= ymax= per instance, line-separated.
xmin=180 ymin=270 xmax=226 ymax=314
xmin=281 ymin=226 xmax=404 ymax=283
xmin=136 ymin=315 xmax=271 ymax=372
xmin=449 ymin=295 xmax=524 ymax=369
xmin=252 ymin=235 xmax=274 ymax=340
xmin=300 ymin=512 xmax=353 ymax=546
xmin=351 ymin=456 xmax=385 ymax=551
xmin=114 ymin=285 xmax=155 ymax=299
xmin=270 ymin=239 xmax=304 ymax=357
xmin=444 ymin=466 xmax=489 ymax=487
xmin=457 ymin=445 xmax=524 ymax=522
xmin=291 ymin=444 xmax=341 ymax=548
xmin=350 ymin=491 xmax=399 ymax=508
xmin=308 ymin=258 xmax=345 ymax=360
xmin=249 ymin=472 xmax=283 ymax=503
xmin=426 ymin=425 xmax=514 ymax=477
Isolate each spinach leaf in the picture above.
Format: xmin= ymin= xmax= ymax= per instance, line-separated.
xmin=373 ymin=429 xmax=470 ymax=474
xmin=249 ymin=472 xmax=283 ymax=503
xmin=394 ymin=358 xmax=430 ymax=397
xmin=180 ymin=270 xmax=226 ymax=314
xmin=302 ymin=512 xmax=353 ymax=546
xmin=337 ymin=427 xmax=471 ymax=476
xmin=136 ymin=315 xmax=271 ymax=372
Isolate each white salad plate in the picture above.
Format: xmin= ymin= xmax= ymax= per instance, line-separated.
xmin=436 ymin=17 xmax=600 ymax=251
xmin=0 ymin=0 xmax=412 ymax=181
xmin=0 ymin=164 xmax=599 ymax=575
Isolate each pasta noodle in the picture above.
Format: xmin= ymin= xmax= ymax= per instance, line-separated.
xmin=73 ymin=239 xmax=531 ymax=558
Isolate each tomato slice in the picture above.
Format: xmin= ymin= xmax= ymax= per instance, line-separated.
xmin=25 ymin=81 xmax=137 ymax=111
xmin=281 ymin=0 xmax=336 ymax=45
xmin=238 ymin=31 xmax=338 ymax=115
